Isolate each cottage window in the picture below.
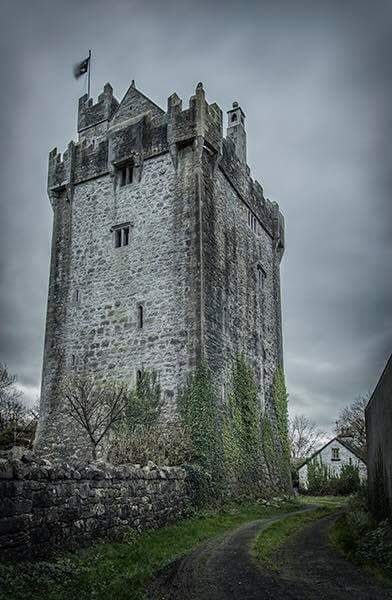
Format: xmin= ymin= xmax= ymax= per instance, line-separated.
xmin=332 ymin=447 xmax=340 ymax=460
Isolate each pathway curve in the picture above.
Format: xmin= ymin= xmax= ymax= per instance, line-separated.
xmin=149 ymin=508 xmax=392 ymax=600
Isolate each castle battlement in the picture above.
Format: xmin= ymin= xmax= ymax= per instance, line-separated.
xmin=48 ymin=81 xmax=283 ymax=245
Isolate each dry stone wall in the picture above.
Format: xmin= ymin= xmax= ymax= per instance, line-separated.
xmin=0 ymin=456 xmax=189 ymax=560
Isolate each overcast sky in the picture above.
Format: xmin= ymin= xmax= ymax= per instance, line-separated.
xmin=0 ymin=0 xmax=391 ymax=433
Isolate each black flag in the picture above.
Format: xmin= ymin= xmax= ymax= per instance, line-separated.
xmin=73 ymin=56 xmax=90 ymax=79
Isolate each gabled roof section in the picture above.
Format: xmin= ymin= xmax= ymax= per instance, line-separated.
xmin=110 ymin=80 xmax=164 ymax=126
xmin=297 ymin=436 xmax=367 ymax=469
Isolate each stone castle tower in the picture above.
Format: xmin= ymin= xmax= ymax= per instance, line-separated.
xmin=35 ymin=81 xmax=285 ymax=459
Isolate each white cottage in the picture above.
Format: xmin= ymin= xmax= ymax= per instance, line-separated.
xmin=298 ymin=436 xmax=367 ymax=490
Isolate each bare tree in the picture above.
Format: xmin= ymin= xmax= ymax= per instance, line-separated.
xmin=0 ymin=364 xmax=27 ymax=448
xmin=289 ymin=415 xmax=326 ymax=465
xmin=335 ymin=394 xmax=368 ymax=454
xmin=62 ymin=375 xmax=129 ymax=460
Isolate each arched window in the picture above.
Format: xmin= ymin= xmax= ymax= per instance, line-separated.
xmin=231 ymin=113 xmax=237 ymax=122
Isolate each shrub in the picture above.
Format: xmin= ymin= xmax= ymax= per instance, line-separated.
xmin=358 ymin=520 xmax=392 ymax=575
xmin=334 ymin=464 xmax=361 ymax=496
xmin=306 ymin=458 xmax=361 ymax=496
xmin=108 ymin=422 xmax=192 ymax=466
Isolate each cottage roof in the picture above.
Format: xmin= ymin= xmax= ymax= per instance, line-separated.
xmin=297 ymin=436 xmax=367 ymax=470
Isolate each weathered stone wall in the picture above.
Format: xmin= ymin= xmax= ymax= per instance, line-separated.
xmin=37 ymin=151 xmax=196 ymax=459
xmin=37 ymin=81 xmax=285 ymax=468
xmin=202 ymin=149 xmax=283 ymax=411
xmin=366 ymin=354 xmax=392 ymax=520
xmin=0 ymin=457 xmax=189 ymax=561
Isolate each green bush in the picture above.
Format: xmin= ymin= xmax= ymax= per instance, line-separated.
xmin=334 ymin=464 xmax=361 ymax=496
xmin=306 ymin=459 xmax=361 ymax=496
xmin=333 ymin=493 xmax=392 ymax=580
xmin=358 ymin=520 xmax=392 ymax=575
xmin=109 ymin=422 xmax=192 ymax=466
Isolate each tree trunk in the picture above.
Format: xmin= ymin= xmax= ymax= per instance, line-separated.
xmin=91 ymin=442 xmax=97 ymax=461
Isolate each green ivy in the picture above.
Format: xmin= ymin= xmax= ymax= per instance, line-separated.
xmin=223 ymin=353 xmax=263 ymax=494
xmin=261 ymin=366 xmax=291 ymax=491
xmin=177 ymin=359 xmax=224 ymax=504
xmin=125 ymin=369 xmax=162 ymax=432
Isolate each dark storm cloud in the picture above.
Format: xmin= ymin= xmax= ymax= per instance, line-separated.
xmin=0 ymin=0 xmax=391 ymax=427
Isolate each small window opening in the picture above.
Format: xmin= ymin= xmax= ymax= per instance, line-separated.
xmin=231 ymin=113 xmax=237 ymax=122
xmin=115 ymin=229 xmax=122 ymax=248
xmin=113 ymin=224 xmax=131 ymax=248
xmin=332 ymin=447 xmax=340 ymax=460
xmin=71 ymin=354 xmax=76 ymax=367
xmin=257 ymin=265 xmax=266 ymax=290
xmin=247 ymin=209 xmax=258 ymax=234
xmin=117 ymin=163 xmax=133 ymax=188
xmin=136 ymin=369 xmax=143 ymax=385
xmin=138 ymin=304 xmax=144 ymax=329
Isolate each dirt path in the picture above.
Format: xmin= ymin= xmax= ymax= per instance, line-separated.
xmin=149 ymin=509 xmax=392 ymax=600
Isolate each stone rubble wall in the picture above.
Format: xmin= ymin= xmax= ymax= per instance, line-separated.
xmin=0 ymin=456 xmax=189 ymax=561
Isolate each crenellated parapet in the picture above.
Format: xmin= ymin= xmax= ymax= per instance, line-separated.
xmin=78 ymin=83 xmax=119 ymax=142
xmin=166 ymin=82 xmax=223 ymax=154
xmin=47 ymin=80 xmax=284 ymax=248
xmin=47 ymin=142 xmax=75 ymax=195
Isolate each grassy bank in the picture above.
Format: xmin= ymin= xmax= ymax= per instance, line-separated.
xmin=253 ymin=497 xmax=346 ymax=569
xmin=0 ymin=498 xmax=300 ymax=600
xmin=330 ymin=512 xmax=392 ymax=585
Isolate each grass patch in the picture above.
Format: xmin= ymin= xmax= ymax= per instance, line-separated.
xmin=253 ymin=505 xmax=337 ymax=569
xmin=297 ymin=495 xmax=348 ymax=508
xmin=0 ymin=498 xmax=300 ymax=600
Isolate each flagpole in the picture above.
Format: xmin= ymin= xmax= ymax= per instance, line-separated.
xmin=88 ymin=49 xmax=91 ymax=98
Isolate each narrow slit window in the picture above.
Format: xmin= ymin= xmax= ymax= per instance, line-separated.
xmin=123 ymin=227 xmax=129 ymax=246
xmin=257 ymin=265 xmax=266 ymax=290
xmin=136 ymin=369 xmax=143 ymax=385
xmin=138 ymin=304 xmax=144 ymax=329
